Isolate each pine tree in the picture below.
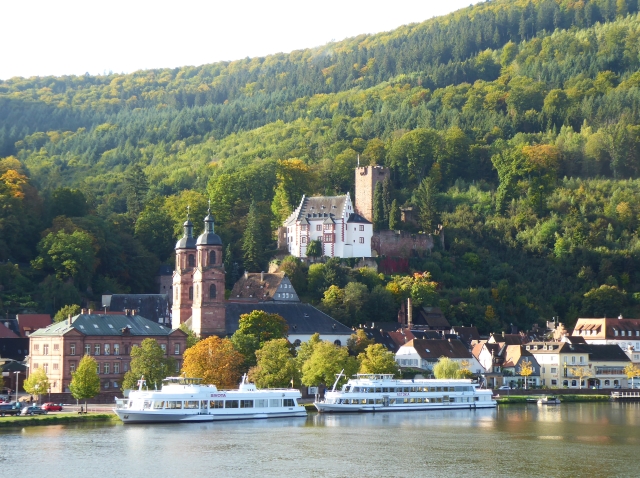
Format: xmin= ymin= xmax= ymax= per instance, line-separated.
xmin=382 ymin=176 xmax=392 ymax=225
xmin=224 ymin=245 xmax=234 ymax=289
xmin=415 ymin=177 xmax=437 ymax=233
xmin=389 ymin=199 xmax=401 ymax=231
xmin=242 ymin=201 xmax=263 ymax=272
xmin=373 ymin=182 xmax=385 ymax=231
xmin=124 ymin=164 xmax=149 ymax=218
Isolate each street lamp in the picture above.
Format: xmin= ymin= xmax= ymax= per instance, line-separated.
xmin=14 ymin=371 xmax=20 ymax=403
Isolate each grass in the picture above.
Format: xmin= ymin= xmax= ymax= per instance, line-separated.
xmin=0 ymin=413 xmax=119 ymax=428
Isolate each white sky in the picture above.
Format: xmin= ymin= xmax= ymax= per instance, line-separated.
xmin=0 ymin=0 xmax=483 ymax=80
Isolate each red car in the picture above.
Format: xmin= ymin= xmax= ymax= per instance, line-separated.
xmin=42 ymin=403 xmax=63 ymax=412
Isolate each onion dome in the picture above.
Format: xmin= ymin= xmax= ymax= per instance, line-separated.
xmin=196 ymin=211 xmax=222 ymax=246
xmin=175 ymin=217 xmax=196 ymax=249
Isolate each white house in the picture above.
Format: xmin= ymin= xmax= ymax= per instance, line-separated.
xmin=395 ymin=339 xmax=483 ymax=374
xmin=283 ymin=193 xmax=372 ymax=258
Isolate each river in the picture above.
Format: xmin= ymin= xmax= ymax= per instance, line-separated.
xmin=2 ymin=403 xmax=640 ymax=477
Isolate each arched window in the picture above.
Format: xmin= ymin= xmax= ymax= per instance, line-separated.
xmin=188 ymin=254 xmax=195 ymax=267
xmin=209 ymin=250 xmax=216 ymax=265
xmin=334 ymin=340 xmax=341 ymax=346
xmin=188 ymin=286 xmax=193 ymax=300
xmin=209 ymin=284 xmax=216 ymax=299
xmin=293 ymin=339 xmax=301 ymax=347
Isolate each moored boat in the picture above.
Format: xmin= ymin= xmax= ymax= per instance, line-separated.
xmin=537 ymin=396 xmax=561 ymax=405
xmin=314 ymin=373 xmax=496 ymax=413
xmin=114 ymin=375 xmax=307 ymax=423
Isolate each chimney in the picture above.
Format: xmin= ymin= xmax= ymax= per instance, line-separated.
xmin=68 ymin=315 xmax=72 ymax=325
xmin=88 ymin=309 xmax=92 ymax=315
xmin=407 ymin=298 xmax=412 ymax=329
xmin=261 ymin=271 xmax=265 ymax=282
xmin=502 ymin=331 xmax=505 ymax=338
xmin=244 ymin=270 xmax=248 ymax=279
xmin=81 ymin=308 xmax=87 ymax=314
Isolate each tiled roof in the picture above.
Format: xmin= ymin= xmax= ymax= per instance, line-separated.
xmin=230 ymin=273 xmax=297 ymax=302
xmin=225 ymin=302 xmax=352 ymax=336
xmin=415 ymin=307 xmax=450 ymax=329
xmin=285 ymin=195 xmax=349 ymax=225
xmin=402 ymin=338 xmax=473 ymax=360
xmin=346 ymin=213 xmax=371 ymax=224
xmin=451 ymin=326 xmax=481 ymax=343
xmin=0 ymin=322 xmax=19 ymax=339
xmin=16 ymin=314 xmax=52 ymax=337
xmin=108 ymin=294 xmax=170 ymax=323
xmin=585 ymin=344 xmax=631 ymax=362
xmin=30 ymin=314 xmax=176 ymax=337
xmin=502 ymin=345 xmax=534 ymax=368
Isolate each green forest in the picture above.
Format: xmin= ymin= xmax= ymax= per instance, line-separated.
xmin=3 ymin=0 xmax=640 ymax=333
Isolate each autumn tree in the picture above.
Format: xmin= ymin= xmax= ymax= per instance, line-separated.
xmin=23 ymin=368 xmax=50 ymax=403
xmin=433 ymin=357 xmax=460 ymax=379
xmin=122 ymin=338 xmax=175 ymax=391
xmin=69 ymin=355 xmax=100 ymax=410
xmin=248 ymin=338 xmax=299 ymax=388
xmin=182 ymin=336 xmax=243 ymax=388
xmin=358 ymin=344 xmax=399 ymax=375
xmin=347 ymin=329 xmax=375 ymax=356
xmin=179 ymin=323 xmax=200 ymax=349
xmin=301 ymin=341 xmax=358 ymax=387
xmin=231 ymin=310 xmax=288 ymax=369
xmin=518 ymin=361 xmax=534 ymax=390
xmin=569 ymin=366 xmax=591 ymax=389
xmin=624 ymin=363 xmax=640 ymax=388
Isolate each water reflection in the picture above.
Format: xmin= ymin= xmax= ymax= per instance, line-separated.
xmin=2 ymin=404 xmax=640 ymax=478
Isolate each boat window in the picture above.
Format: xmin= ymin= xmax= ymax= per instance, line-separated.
xmin=240 ymin=400 xmax=253 ymax=409
xmin=225 ymin=400 xmax=239 ymax=409
xmin=360 ymin=399 xmax=367 ymax=404
xmin=143 ymin=400 xmax=152 ymax=409
xmin=184 ymin=401 xmax=199 ymax=409
xmin=353 ymin=387 xmax=360 ymax=393
xmin=443 ymin=395 xmax=450 ymax=402
xmin=255 ymin=399 xmax=267 ymax=408
xmin=344 ymin=386 xmax=351 ymax=392
xmin=283 ymin=399 xmax=295 ymax=407
xmin=166 ymin=401 xmax=182 ymax=409
xmin=269 ymin=399 xmax=281 ymax=408
xmin=375 ymin=399 xmax=382 ymax=404
xmin=437 ymin=387 xmax=442 ymax=392
xmin=367 ymin=399 xmax=374 ymax=404
xmin=403 ymin=387 xmax=410 ymax=393
xmin=389 ymin=398 xmax=396 ymax=404
xmin=382 ymin=387 xmax=388 ymax=393
xmin=200 ymin=401 xmax=208 ymax=409
xmin=375 ymin=388 xmax=381 ymax=393
xmin=209 ymin=400 xmax=224 ymax=409
xmin=153 ymin=401 xmax=164 ymax=409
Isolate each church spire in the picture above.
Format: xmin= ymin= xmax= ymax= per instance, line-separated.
xmin=183 ymin=205 xmax=194 ymax=238
xmin=204 ymin=200 xmax=215 ymax=234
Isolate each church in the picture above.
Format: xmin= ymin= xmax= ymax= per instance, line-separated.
xmin=171 ymin=209 xmax=353 ymax=343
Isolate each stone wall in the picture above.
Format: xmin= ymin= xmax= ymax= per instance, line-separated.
xmin=372 ymin=230 xmax=434 ymax=258
xmin=354 ymin=166 xmax=390 ymax=222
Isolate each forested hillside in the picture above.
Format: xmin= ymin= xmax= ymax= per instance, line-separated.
xmin=2 ymin=0 xmax=640 ymax=333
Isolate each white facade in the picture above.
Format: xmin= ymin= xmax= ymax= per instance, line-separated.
xmin=395 ymin=344 xmax=483 ymax=374
xmin=284 ymin=193 xmax=373 ymax=258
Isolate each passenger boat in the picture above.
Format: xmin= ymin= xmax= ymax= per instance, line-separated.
xmin=314 ymin=373 xmax=496 ymax=413
xmin=537 ymin=396 xmax=561 ymax=405
xmin=114 ymin=375 xmax=307 ymax=423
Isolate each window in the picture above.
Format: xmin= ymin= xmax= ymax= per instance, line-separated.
xmin=175 ymin=361 xmax=180 ymax=372
xmin=316 ymin=225 xmax=321 ymax=231
xmin=359 ymin=237 xmax=364 ymax=244
xmin=96 ymin=364 xmax=99 ymax=374
xmin=571 ymin=356 xmax=576 ymax=364
xmin=174 ymin=343 xmax=180 ymax=355
xmin=551 ymin=367 xmax=557 ymax=374
xmin=160 ymin=344 xmax=166 ymax=353
xmin=104 ymin=381 xmax=110 ymax=389
xmin=33 ymin=363 xmax=38 ymax=369
xmin=283 ymin=398 xmax=295 ymax=407
xmin=334 ymin=340 xmax=341 ymax=346
xmin=53 ymin=363 xmax=59 ymax=371
xmin=70 ymin=362 xmax=76 ymax=373
xmin=359 ymin=225 xmax=364 ymax=231
xmin=225 ymin=400 xmax=239 ymax=409
xmin=185 ymin=401 xmax=199 ymax=409
xmin=70 ymin=344 xmax=76 ymax=356
xmin=579 ymin=356 xmax=584 ymax=364
xmin=209 ymin=250 xmax=216 ymax=265
xmin=189 ymin=286 xmax=193 ymax=300
xmin=269 ymin=399 xmax=281 ymax=407
xmin=571 ymin=380 xmax=577 ymax=387
xmin=85 ymin=344 xmax=91 ymax=355
xmin=210 ymin=284 xmax=216 ymax=299
xmin=54 ymin=344 xmax=59 ymax=351
xmin=104 ymin=344 xmax=110 ymax=355
xmin=114 ymin=362 xmax=120 ymax=374
xmin=104 ymin=363 xmax=110 ymax=374
xmin=188 ymin=254 xmax=195 ymax=267
xmin=302 ymin=237 xmax=307 ymax=244
xmin=114 ymin=344 xmax=120 ymax=355
xmin=94 ymin=344 xmax=100 ymax=355
xmin=34 ymin=344 xmax=39 ymax=352
xmin=240 ymin=400 xmax=253 ymax=408
xmin=43 ymin=363 xmax=48 ymax=373
xmin=123 ymin=362 xmax=129 ymax=372
xmin=43 ymin=344 xmax=49 ymax=355
xmin=209 ymin=400 xmax=224 ymax=409
xmin=124 ymin=345 xmax=129 ymax=355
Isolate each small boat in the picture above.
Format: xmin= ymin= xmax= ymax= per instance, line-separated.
xmin=537 ymin=396 xmax=561 ymax=405
xmin=314 ymin=372 xmax=496 ymax=413
xmin=114 ymin=375 xmax=307 ymax=423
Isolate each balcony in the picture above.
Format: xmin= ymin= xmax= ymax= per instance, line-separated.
xmin=594 ymin=367 xmax=625 ymax=376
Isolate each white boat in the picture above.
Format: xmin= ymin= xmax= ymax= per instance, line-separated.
xmin=114 ymin=375 xmax=307 ymax=423
xmin=314 ymin=373 xmax=496 ymax=413
xmin=537 ymin=396 xmax=561 ymax=405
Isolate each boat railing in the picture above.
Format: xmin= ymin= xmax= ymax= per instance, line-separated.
xmin=114 ymin=398 xmax=128 ymax=409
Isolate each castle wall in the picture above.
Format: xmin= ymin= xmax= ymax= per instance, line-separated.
xmin=371 ymin=230 xmax=434 ymax=258
xmin=354 ymin=166 xmax=390 ymax=223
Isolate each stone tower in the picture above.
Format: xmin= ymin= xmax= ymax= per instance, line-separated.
xmin=172 ymin=215 xmax=197 ymax=328
xmin=355 ymin=165 xmax=390 ymax=223
xmin=190 ymin=211 xmax=226 ymax=337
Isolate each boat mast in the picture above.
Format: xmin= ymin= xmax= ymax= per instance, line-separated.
xmin=331 ymin=369 xmax=344 ymax=392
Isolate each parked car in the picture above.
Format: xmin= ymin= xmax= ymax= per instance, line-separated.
xmin=0 ymin=402 xmax=22 ymax=416
xmin=497 ymin=385 xmax=512 ymax=390
xmin=42 ymin=403 xmax=63 ymax=412
xmin=21 ymin=406 xmax=47 ymax=416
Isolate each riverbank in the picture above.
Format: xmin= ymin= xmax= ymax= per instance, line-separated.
xmin=0 ymin=413 xmax=118 ymax=428
xmin=495 ymin=395 xmax=610 ymax=404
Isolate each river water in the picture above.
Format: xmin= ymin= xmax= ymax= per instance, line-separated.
xmin=2 ymin=403 xmax=640 ymax=477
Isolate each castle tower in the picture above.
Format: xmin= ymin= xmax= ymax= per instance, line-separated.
xmin=171 ymin=215 xmax=197 ymax=329
xmin=355 ymin=165 xmax=390 ymax=223
xmin=191 ymin=210 xmax=226 ymax=337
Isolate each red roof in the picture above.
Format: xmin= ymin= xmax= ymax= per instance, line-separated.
xmin=0 ymin=322 xmax=19 ymax=338
xmin=16 ymin=314 xmax=52 ymax=337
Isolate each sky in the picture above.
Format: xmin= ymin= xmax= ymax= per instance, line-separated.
xmin=0 ymin=0 xmax=484 ymax=80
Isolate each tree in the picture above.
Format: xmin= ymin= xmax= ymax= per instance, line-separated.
xmin=358 ymin=344 xmax=399 ymax=375
xmin=124 ymin=164 xmax=149 ymax=218
xmin=279 ymin=256 xmax=308 ymax=294
xmin=569 ymin=366 xmax=591 ymax=389
xmin=32 ymin=230 xmax=95 ymax=288
xmin=582 ymin=285 xmax=627 ymax=317
xmin=347 ymin=329 xmax=375 ymax=356
xmin=230 ymin=310 xmax=289 ymax=368
xmin=122 ymin=338 xmax=176 ymax=391
xmin=179 ymin=323 xmax=200 ymax=349
xmin=23 ymin=368 xmax=50 ymax=403
xmin=249 ymin=338 xmax=300 ymax=388
xmin=415 ymin=177 xmax=437 ymax=233
xmin=50 ymin=187 xmax=88 ymax=218
xmin=433 ymin=357 xmax=460 ymax=379
xmin=306 ymin=238 xmax=323 ymax=260
xmin=382 ymin=176 xmax=392 ymax=224
xmin=53 ymin=304 xmax=80 ymax=323
xmin=373 ymin=182 xmax=385 ymax=231
xmin=301 ymin=341 xmax=358 ymax=387
xmin=296 ymin=333 xmax=322 ymax=369
xmin=182 ymin=336 xmax=244 ymax=388
xmin=69 ymin=355 xmax=100 ymax=410
xmin=389 ymin=199 xmax=401 ymax=230
xmin=518 ymin=360 xmax=534 ymax=390
xmin=134 ymin=198 xmax=175 ymax=261
xmin=242 ymin=200 xmax=264 ymax=272
xmin=624 ymin=363 xmax=640 ymax=388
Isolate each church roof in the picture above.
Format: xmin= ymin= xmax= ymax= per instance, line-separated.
xmin=196 ymin=213 xmax=222 ymax=246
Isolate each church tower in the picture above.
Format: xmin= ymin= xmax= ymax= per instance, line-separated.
xmin=191 ymin=209 xmax=226 ymax=337
xmin=171 ymin=214 xmax=197 ymax=329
